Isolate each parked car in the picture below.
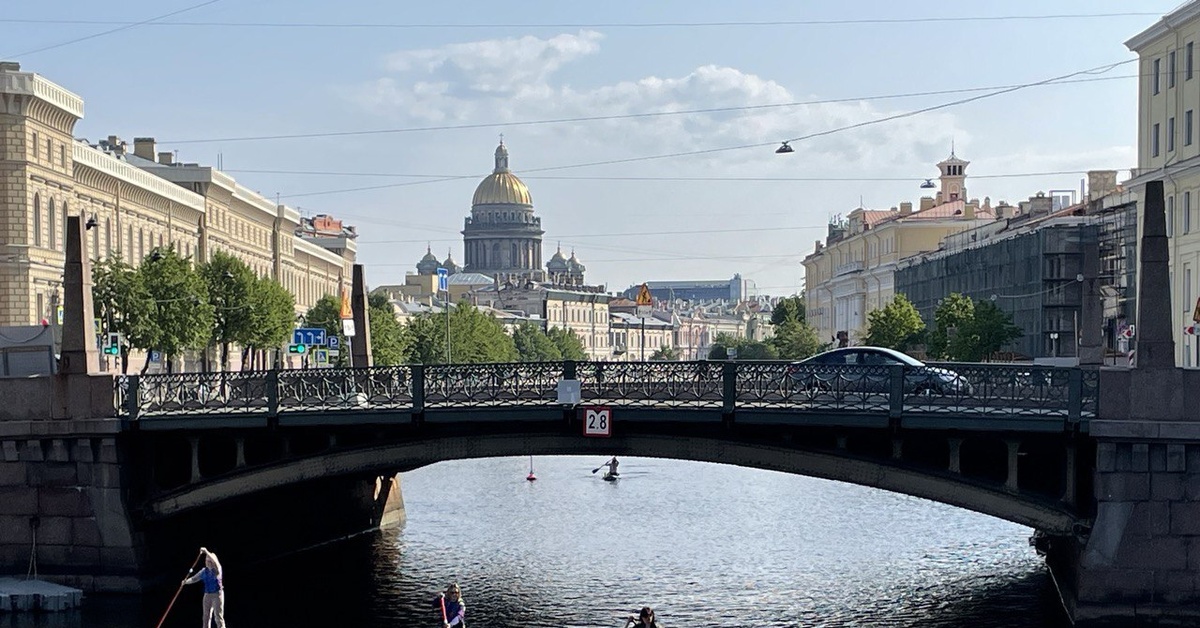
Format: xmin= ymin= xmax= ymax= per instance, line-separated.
xmin=787 ymin=346 xmax=972 ymax=396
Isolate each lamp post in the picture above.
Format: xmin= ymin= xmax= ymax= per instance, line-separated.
xmin=1050 ymin=332 xmax=1059 ymax=358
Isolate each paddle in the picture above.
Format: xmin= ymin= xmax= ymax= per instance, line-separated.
xmin=439 ymin=593 xmax=448 ymax=627
xmin=153 ymin=550 xmax=204 ymax=628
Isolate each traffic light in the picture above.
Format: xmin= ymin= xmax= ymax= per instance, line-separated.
xmin=288 ymin=344 xmax=307 ymax=354
xmin=103 ymin=332 xmax=120 ymax=356
xmin=103 ymin=345 xmax=120 ymax=356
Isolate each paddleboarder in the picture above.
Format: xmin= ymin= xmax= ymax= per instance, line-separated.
xmin=434 ymin=582 xmax=465 ymax=628
xmin=624 ymin=606 xmax=662 ymax=628
xmin=605 ymin=456 xmax=619 ymax=478
xmin=181 ymin=547 xmax=224 ymax=628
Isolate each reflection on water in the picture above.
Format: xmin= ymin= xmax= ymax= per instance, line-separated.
xmin=5 ymin=456 xmax=1069 ymax=627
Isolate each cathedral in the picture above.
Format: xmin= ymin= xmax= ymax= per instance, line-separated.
xmin=414 ymin=140 xmax=585 ymax=286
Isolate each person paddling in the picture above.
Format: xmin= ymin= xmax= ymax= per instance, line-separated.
xmin=624 ymin=606 xmax=662 ymax=628
xmin=433 ymin=582 xmax=465 ymax=628
xmin=605 ymin=456 xmax=620 ymax=478
xmin=181 ymin=547 xmax=224 ymax=628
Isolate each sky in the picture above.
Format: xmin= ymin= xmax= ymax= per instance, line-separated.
xmin=0 ymin=1 xmax=1181 ymax=296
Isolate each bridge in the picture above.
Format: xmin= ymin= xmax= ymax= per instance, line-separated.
xmin=2 ymin=182 xmax=1200 ymax=626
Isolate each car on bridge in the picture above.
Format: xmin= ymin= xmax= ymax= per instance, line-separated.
xmin=787 ymin=346 xmax=972 ymax=396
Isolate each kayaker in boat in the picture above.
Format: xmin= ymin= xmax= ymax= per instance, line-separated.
xmin=181 ymin=547 xmax=224 ymax=628
xmin=624 ymin=606 xmax=661 ymax=628
xmin=605 ymin=456 xmax=620 ymax=477
xmin=433 ymin=582 xmax=465 ymax=628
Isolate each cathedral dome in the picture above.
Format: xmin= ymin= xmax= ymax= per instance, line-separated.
xmin=472 ymin=141 xmax=533 ymax=206
xmin=416 ymin=245 xmax=441 ymax=275
xmin=547 ymin=246 xmax=569 ymax=273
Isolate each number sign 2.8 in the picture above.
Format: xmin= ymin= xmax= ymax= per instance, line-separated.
xmin=582 ymin=406 xmax=612 ymax=437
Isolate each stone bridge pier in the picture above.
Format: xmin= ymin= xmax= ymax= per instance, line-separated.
xmin=1041 ymin=180 xmax=1200 ymax=624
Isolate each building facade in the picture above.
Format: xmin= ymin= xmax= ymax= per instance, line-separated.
xmin=1126 ymin=3 xmax=1200 ymax=366
xmin=0 ymin=63 xmax=353 ymax=369
xmin=803 ymin=151 xmax=997 ymax=345
xmin=622 ymin=274 xmax=755 ymax=303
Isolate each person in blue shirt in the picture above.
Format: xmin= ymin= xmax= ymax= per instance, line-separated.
xmin=434 ymin=582 xmax=465 ymax=628
xmin=182 ymin=547 xmax=224 ymax=627
xmin=624 ymin=606 xmax=662 ymax=628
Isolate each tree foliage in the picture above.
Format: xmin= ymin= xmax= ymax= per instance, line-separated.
xmin=512 ymin=323 xmax=563 ymax=362
xmin=770 ymin=320 xmax=824 ymax=360
xmin=708 ymin=333 xmax=778 ymax=360
xmin=246 ymin=277 xmax=296 ymax=353
xmin=770 ymin=294 xmax=806 ymax=326
xmin=547 ymin=326 xmax=587 ymax=361
xmin=928 ymin=293 xmax=975 ymax=359
xmin=863 ymin=294 xmax=925 ymax=352
xmin=949 ymin=300 xmax=1024 ymax=362
xmin=199 ymin=251 xmax=257 ymax=369
xmin=649 ymin=345 xmax=680 ymax=361
xmin=368 ymin=293 xmax=409 ymax=366
xmin=139 ymin=248 xmax=214 ymax=371
xmin=92 ymin=255 xmax=155 ymax=373
xmin=406 ymin=302 xmax=517 ymax=364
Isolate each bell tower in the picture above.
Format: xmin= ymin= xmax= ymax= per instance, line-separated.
xmin=936 ymin=148 xmax=969 ymax=204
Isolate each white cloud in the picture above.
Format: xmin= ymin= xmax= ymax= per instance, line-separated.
xmin=353 ymin=31 xmax=966 ymax=176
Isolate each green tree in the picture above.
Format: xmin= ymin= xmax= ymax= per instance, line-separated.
xmin=244 ymin=277 xmax=296 ymax=369
xmin=512 ymin=323 xmax=562 ymax=362
xmin=863 ymin=294 xmax=925 ymax=351
xmin=951 ymin=300 xmax=1024 ymax=362
xmin=199 ymin=251 xmax=257 ymax=371
xmin=405 ymin=302 xmax=517 ymax=364
xmin=139 ymin=248 xmax=214 ymax=372
xmin=708 ymin=333 xmax=779 ymax=360
xmin=770 ymin=294 xmax=806 ymax=326
xmin=649 ymin=345 xmax=680 ymax=361
xmin=92 ymin=255 xmax=155 ymax=373
xmin=770 ymin=319 xmax=824 ymax=360
xmin=368 ymin=293 xmax=409 ymax=366
xmin=547 ymin=326 xmax=587 ymax=361
xmin=928 ymin=293 xmax=975 ymax=359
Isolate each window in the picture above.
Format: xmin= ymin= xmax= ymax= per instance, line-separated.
xmin=1188 ymin=110 xmax=1194 ymax=146
xmin=32 ymin=195 xmax=41 ymax=247
xmin=105 ymin=219 xmax=112 ymax=256
xmin=1170 ymin=117 xmax=1176 ymax=152
xmin=61 ymin=202 xmax=68 ymax=249
xmin=1188 ymin=266 xmax=1194 ymax=313
xmin=1170 ymin=50 xmax=1177 ymax=88
xmin=58 ymin=145 xmax=64 ymax=167
xmin=1189 ymin=42 xmax=1195 ymax=80
xmin=1154 ymin=123 xmax=1161 ymax=156
xmin=48 ymin=199 xmax=56 ymax=249
xmin=46 ymin=138 xmax=52 ymax=161
xmin=1154 ymin=58 xmax=1162 ymax=94
xmin=1186 ymin=192 xmax=1192 ymax=234
xmin=1168 ymin=195 xmax=1175 ymax=237
xmin=31 ymin=132 xmax=38 ymax=160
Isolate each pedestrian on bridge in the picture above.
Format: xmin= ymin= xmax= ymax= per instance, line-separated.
xmin=434 ymin=582 xmax=465 ymax=628
xmin=624 ymin=606 xmax=662 ymax=628
xmin=181 ymin=547 xmax=224 ymax=628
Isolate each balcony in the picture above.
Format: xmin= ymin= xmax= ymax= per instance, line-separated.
xmin=834 ymin=260 xmax=864 ymax=276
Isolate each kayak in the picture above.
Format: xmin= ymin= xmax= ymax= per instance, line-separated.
xmin=602 ymin=472 xmax=619 ymax=482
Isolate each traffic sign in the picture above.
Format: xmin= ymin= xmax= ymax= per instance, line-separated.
xmin=56 ymin=305 xmax=64 ymax=325
xmin=315 ymin=349 xmax=329 ymax=365
xmin=293 ymin=327 xmax=326 ymax=347
xmin=636 ymin=283 xmax=652 ymax=305
xmin=339 ymin=288 xmax=353 ymax=320
xmin=328 ymin=336 xmax=340 ymax=350
xmin=342 ymin=318 xmax=356 ymax=338
xmin=437 ymin=267 xmax=449 ymax=292
xmin=149 ymin=350 xmax=162 ymax=363
xmin=582 ymin=406 xmax=612 ymax=437
xmin=1193 ymin=297 xmax=1200 ymax=323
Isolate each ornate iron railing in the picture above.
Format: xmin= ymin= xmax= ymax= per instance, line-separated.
xmin=114 ymin=360 xmax=1099 ymax=424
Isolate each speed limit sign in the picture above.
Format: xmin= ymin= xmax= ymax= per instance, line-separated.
xmin=582 ymin=406 xmax=612 ymax=437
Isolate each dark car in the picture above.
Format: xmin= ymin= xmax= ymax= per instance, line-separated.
xmin=787 ymin=346 xmax=972 ymax=396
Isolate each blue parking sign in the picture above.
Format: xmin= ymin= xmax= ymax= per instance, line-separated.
xmin=437 ymin=267 xmax=448 ymax=292
xmin=328 ymin=336 xmax=340 ymax=350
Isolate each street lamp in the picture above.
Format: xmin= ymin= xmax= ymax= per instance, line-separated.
xmin=775 ymin=141 xmax=794 ymax=154
xmin=1050 ymin=332 xmax=1059 ymax=358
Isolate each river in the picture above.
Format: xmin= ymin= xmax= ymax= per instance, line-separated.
xmin=19 ymin=456 xmax=1068 ymax=627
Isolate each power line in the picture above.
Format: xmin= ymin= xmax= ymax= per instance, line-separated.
xmin=0 ymin=13 xmax=1159 ymax=29
xmin=164 ymin=74 xmax=1135 ymax=145
xmin=2 ymin=0 xmax=222 ymax=59
xmin=359 ymin=224 xmax=827 ymax=244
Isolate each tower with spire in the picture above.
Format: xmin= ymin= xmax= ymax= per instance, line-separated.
xmin=461 ymin=139 xmax=546 ymax=282
xmin=936 ymin=146 xmax=969 ymax=205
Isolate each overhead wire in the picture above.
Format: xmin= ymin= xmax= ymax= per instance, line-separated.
xmin=2 ymin=0 xmax=222 ymax=58
xmin=0 ymin=12 xmax=1160 ymax=29
xmin=275 ymin=58 xmax=1138 ymax=200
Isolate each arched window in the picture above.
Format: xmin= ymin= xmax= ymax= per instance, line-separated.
xmin=32 ymin=194 xmax=41 ymax=247
xmin=48 ymin=199 xmax=56 ymax=249
xmin=511 ymin=242 xmax=519 ymax=268
xmin=61 ymin=201 xmax=68 ymax=250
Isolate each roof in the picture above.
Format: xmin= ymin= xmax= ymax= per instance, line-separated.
xmin=448 ymin=272 xmax=494 ymax=286
xmin=1127 ymin=1 xmax=1200 ymax=51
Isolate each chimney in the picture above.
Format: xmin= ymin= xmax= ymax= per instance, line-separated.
xmin=1087 ymin=170 xmax=1118 ymax=201
xmin=0 ymin=61 xmax=19 ymax=72
xmin=963 ymin=201 xmax=977 ymax=220
xmin=133 ymin=137 xmax=156 ymax=161
xmin=1029 ymin=192 xmax=1053 ymax=215
xmin=157 ymin=151 xmax=174 ymax=165
xmin=919 ymin=197 xmax=935 ymax=212
xmin=995 ymin=202 xmax=1011 ymax=220
xmin=899 ymin=202 xmax=913 ymax=216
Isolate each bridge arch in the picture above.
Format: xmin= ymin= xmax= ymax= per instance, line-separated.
xmin=145 ymin=434 xmax=1078 ymax=534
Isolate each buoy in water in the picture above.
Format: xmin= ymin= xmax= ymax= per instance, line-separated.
xmin=526 ymin=455 xmax=537 ymax=481
xmin=526 ymin=472 xmax=537 ymax=481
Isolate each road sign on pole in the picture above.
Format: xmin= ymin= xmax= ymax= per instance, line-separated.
xmin=328 ymin=336 xmax=340 ymax=350
xmin=293 ymin=327 xmax=326 ymax=347
xmin=582 ymin=406 xmax=612 ymax=437
xmin=437 ymin=267 xmax=449 ymax=292
xmin=635 ymin=282 xmax=652 ymax=318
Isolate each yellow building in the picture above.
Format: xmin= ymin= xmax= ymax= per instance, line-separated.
xmin=0 ymin=63 xmax=353 ymax=369
xmin=802 ymin=152 xmax=997 ymax=344
xmin=1126 ymin=3 xmax=1200 ymax=366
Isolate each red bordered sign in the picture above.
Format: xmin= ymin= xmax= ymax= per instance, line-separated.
xmin=582 ymin=406 xmax=612 ymax=437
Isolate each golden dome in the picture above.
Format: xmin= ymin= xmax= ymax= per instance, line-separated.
xmin=472 ymin=141 xmax=533 ymax=206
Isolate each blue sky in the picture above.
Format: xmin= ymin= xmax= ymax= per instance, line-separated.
xmin=1 ymin=1 xmax=1179 ymax=296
